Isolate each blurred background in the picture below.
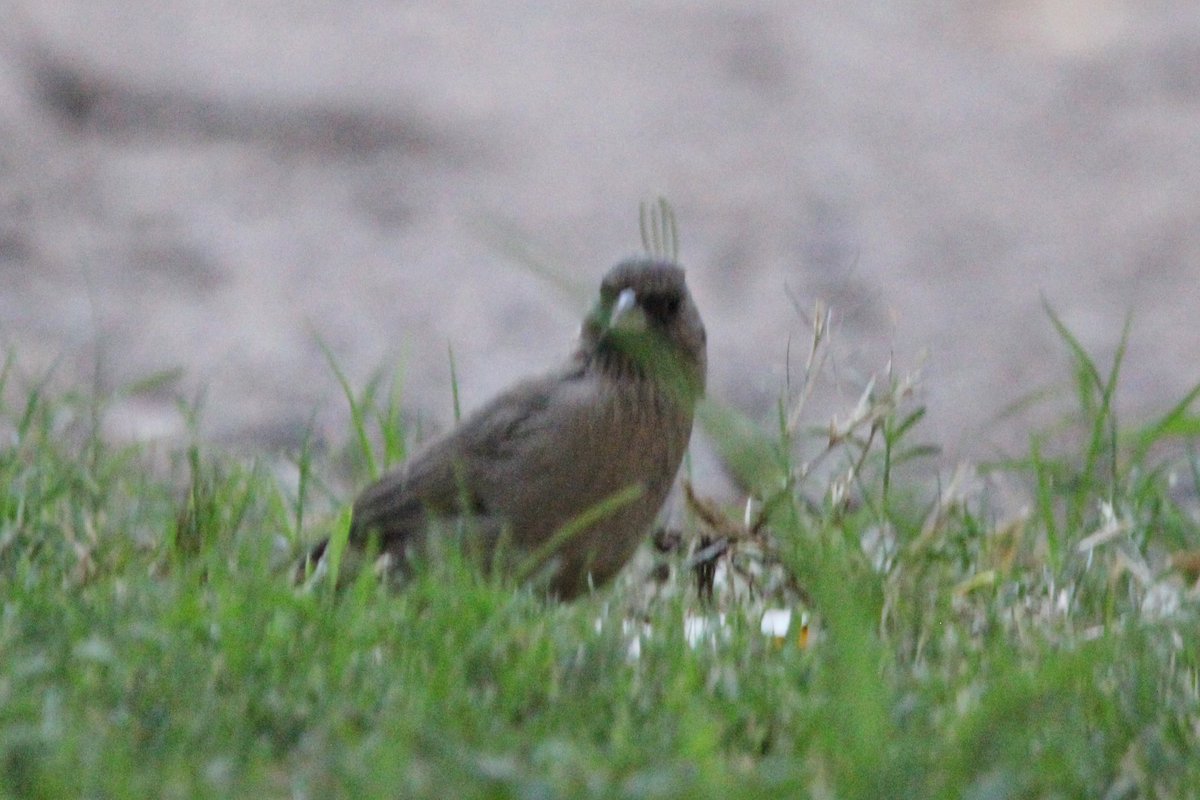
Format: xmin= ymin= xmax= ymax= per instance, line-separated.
xmin=0 ymin=1 xmax=1197 ymax=475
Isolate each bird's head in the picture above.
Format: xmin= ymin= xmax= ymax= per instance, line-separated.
xmin=580 ymin=259 xmax=707 ymax=402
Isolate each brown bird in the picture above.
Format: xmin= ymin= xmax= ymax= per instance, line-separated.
xmin=309 ymin=257 xmax=706 ymax=599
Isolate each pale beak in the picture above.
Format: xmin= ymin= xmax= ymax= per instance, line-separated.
xmin=609 ymin=288 xmax=645 ymax=331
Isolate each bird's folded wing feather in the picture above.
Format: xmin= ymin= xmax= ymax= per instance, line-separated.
xmin=349 ymin=369 xmax=588 ymax=548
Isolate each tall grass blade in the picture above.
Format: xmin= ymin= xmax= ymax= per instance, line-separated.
xmin=317 ymin=336 xmax=378 ymax=481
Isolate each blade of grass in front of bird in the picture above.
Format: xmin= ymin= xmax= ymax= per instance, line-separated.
xmin=0 ymin=349 xmax=12 ymax=412
xmin=882 ymin=405 xmax=928 ymax=504
xmin=378 ymin=366 xmax=409 ymax=468
xmin=317 ymin=336 xmax=378 ymax=481
xmin=775 ymin=503 xmax=895 ymax=795
xmin=1043 ymin=301 xmax=1124 ymax=522
xmin=513 ymin=483 xmax=646 ymax=586
xmin=323 ymin=504 xmax=353 ymax=589
xmin=1030 ymin=433 xmax=1062 ymax=572
xmin=697 ymin=399 xmax=789 ymax=494
xmin=1043 ymin=299 xmax=1104 ymax=406
xmin=1090 ymin=314 xmax=1129 ymax=497
xmin=17 ymin=363 xmax=59 ymax=442
xmin=1126 ymin=379 xmax=1200 ymax=466
xmin=114 ymin=367 xmax=184 ymax=399
xmin=469 ymin=214 xmax=591 ymax=304
xmin=290 ymin=422 xmax=316 ymax=543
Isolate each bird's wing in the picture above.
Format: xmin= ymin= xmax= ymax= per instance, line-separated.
xmin=450 ymin=368 xmax=653 ymax=550
xmin=349 ymin=369 xmax=585 ymax=548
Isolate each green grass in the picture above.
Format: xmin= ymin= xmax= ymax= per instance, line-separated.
xmin=3 ymin=312 xmax=1200 ymax=800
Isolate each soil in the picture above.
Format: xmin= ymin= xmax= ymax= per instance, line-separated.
xmin=2 ymin=1 xmax=1198 ymax=490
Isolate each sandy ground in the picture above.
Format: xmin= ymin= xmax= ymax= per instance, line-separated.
xmin=1 ymin=1 xmax=1198 ymax=488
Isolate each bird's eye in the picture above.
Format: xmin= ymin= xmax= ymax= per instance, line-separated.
xmin=641 ymin=293 xmax=681 ymax=321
